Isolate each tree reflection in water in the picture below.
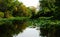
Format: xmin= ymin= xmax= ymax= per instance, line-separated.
xmin=0 ymin=20 xmax=28 ymax=37
xmin=40 ymin=25 xmax=60 ymax=37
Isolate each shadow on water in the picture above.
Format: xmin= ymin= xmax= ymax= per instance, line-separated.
xmin=0 ymin=20 xmax=28 ymax=37
xmin=40 ymin=25 xmax=60 ymax=37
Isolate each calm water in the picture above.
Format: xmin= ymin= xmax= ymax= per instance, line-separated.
xmin=13 ymin=27 xmax=40 ymax=37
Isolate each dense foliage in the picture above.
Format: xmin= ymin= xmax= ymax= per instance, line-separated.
xmin=38 ymin=0 xmax=60 ymax=37
xmin=0 ymin=0 xmax=60 ymax=37
xmin=0 ymin=0 xmax=32 ymax=18
xmin=0 ymin=0 xmax=32 ymax=37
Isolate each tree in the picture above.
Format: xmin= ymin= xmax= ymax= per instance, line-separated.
xmin=13 ymin=2 xmax=31 ymax=17
xmin=0 ymin=0 xmax=15 ymax=18
xmin=39 ymin=0 xmax=60 ymax=19
xmin=53 ymin=0 xmax=60 ymax=19
xmin=38 ymin=0 xmax=56 ymax=17
xmin=39 ymin=0 xmax=60 ymax=37
xmin=28 ymin=6 xmax=37 ymax=19
xmin=0 ymin=0 xmax=32 ymax=18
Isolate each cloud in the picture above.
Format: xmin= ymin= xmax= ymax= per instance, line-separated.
xmin=18 ymin=0 xmax=39 ymax=8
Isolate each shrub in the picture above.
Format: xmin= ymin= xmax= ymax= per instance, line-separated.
xmin=0 ymin=12 xmax=4 ymax=18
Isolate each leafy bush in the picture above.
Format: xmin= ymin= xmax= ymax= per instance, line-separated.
xmin=0 ymin=12 xmax=4 ymax=18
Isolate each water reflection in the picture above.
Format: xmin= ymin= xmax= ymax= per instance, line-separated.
xmin=13 ymin=27 xmax=40 ymax=37
xmin=40 ymin=26 xmax=60 ymax=37
xmin=0 ymin=20 xmax=52 ymax=37
xmin=0 ymin=20 xmax=27 ymax=37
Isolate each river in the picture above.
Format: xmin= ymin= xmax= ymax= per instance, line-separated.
xmin=13 ymin=27 xmax=41 ymax=37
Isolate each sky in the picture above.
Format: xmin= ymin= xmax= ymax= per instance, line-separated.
xmin=18 ymin=0 xmax=39 ymax=8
